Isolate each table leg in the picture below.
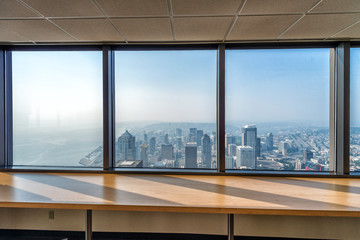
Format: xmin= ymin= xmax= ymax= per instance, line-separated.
xmin=228 ymin=214 xmax=234 ymax=240
xmin=86 ymin=210 xmax=92 ymax=240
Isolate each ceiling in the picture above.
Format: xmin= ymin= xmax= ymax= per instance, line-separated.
xmin=0 ymin=0 xmax=359 ymax=44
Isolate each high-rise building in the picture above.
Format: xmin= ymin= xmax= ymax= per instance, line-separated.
xmin=176 ymin=128 xmax=182 ymax=137
xmin=176 ymin=137 xmax=182 ymax=150
xmin=185 ymin=143 xmax=197 ymax=168
xmin=256 ymin=137 xmax=261 ymax=157
xmin=226 ymin=156 xmax=235 ymax=169
xmin=196 ymin=130 xmax=203 ymax=146
xmin=144 ymin=133 xmax=148 ymax=142
xmin=140 ymin=143 xmax=148 ymax=167
xmin=189 ymin=128 xmax=197 ymax=142
xmin=202 ymin=134 xmax=211 ymax=168
xmin=161 ymin=144 xmax=173 ymax=161
xmin=228 ymin=144 xmax=237 ymax=156
xmin=236 ymin=146 xmax=255 ymax=169
xmin=149 ymin=137 xmax=156 ymax=154
xmin=304 ymin=149 xmax=313 ymax=164
xmin=164 ymin=134 xmax=169 ymax=145
xmin=225 ymin=134 xmax=233 ymax=147
xmin=265 ymin=132 xmax=273 ymax=151
xmin=242 ymin=124 xmax=258 ymax=166
xmin=118 ymin=130 xmax=136 ymax=161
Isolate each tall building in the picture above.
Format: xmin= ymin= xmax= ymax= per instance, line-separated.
xmin=228 ymin=144 xmax=237 ymax=157
xmin=196 ymin=130 xmax=203 ymax=146
xmin=144 ymin=133 xmax=148 ymax=142
xmin=265 ymin=132 xmax=273 ymax=151
xmin=189 ymin=128 xmax=197 ymax=142
xmin=140 ymin=144 xmax=148 ymax=167
xmin=202 ymin=134 xmax=211 ymax=168
xmin=164 ymin=134 xmax=169 ymax=145
xmin=236 ymin=146 xmax=255 ymax=169
xmin=176 ymin=128 xmax=182 ymax=137
xmin=225 ymin=134 xmax=233 ymax=147
xmin=242 ymin=124 xmax=258 ymax=166
xmin=149 ymin=137 xmax=156 ymax=154
xmin=304 ymin=149 xmax=313 ymax=164
xmin=161 ymin=144 xmax=173 ymax=160
xmin=118 ymin=130 xmax=136 ymax=161
xmin=176 ymin=137 xmax=182 ymax=150
xmin=256 ymin=137 xmax=261 ymax=157
xmin=185 ymin=143 xmax=197 ymax=168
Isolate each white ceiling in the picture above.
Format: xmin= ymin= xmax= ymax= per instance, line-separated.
xmin=0 ymin=0 xmax=359 ymax=44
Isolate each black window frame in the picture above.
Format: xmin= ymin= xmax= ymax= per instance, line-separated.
xmin=0 ymin=42 xmax=357 ymax=177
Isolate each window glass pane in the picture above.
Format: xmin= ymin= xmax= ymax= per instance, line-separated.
xmin=13 ymin=51 xmax=103 ymax=167
xmin=226 ymin=49 xmax=330 ymax=171
xmin=350 ymin=48 xmax=360 ymax=172
xmin=115 ymin=50 xmax=217 ymax=169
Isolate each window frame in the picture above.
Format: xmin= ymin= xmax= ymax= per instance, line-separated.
xmin=0 ymin=42 xmax=356 ymax=177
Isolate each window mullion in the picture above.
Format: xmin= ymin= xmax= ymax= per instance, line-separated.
xmin=335 ymin=42 xmax=350 ymax=175
xmin=217 ymin=44 xmax=225 ymax=172
xmin=103 ymin=46 xmax=115 ymax=170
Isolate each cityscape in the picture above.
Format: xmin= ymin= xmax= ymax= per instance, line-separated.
xmin=77 ymin=122 xmax=360 ymax=172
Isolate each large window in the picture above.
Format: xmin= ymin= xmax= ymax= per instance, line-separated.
xmin=225 ymin=49 xmax=330 ymax=171
xmin=114 ymin=50 xmax=217 ymax=169
xmin=12 ymin=51 xmax=103 ymax=167
xmin=350 ymin=48 xmax=360 ymax=172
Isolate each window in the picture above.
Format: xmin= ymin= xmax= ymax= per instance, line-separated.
xmin=12 ymin=51 xmax=103 ymax=167
xmin=114 ymin=50 xmax=217 ymax=169
xmin=225 ymin=49 xmax=331 ymax=171
xmin=350 ymin=48 xmax=360 ymax=172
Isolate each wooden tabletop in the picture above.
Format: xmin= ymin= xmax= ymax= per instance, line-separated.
xmin=1 ymin=172 xmax=360 ymax=217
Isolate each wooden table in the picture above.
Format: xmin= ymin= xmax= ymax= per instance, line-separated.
xmin=1 ymin=172 xmax=360 ymax=239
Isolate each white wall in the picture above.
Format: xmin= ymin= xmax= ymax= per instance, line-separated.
xmin=0 ymin=208 xmax=359 ymax=239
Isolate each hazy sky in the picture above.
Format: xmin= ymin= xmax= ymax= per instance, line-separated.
xmin=115 ymin=50 xmax=217 ymax=123
xmin=12 ymin=49 xmax=332 ymax=130
xmin=13 ymin=51 xmax=103 ymax=132
xmin=226 ymin=49 xmax=330 ymax=124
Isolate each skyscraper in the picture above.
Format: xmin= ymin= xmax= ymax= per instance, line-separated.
xmin=265 ymin=132 xmax=273 ymax=151
xmin=189 ymin=128 xmax=197 ymax=142
xmin=176 ymin=137 xmax=182 ymax=150
xmin=185 ymin=143 xmax=197 ymax=168
xmin=242 ymin=124 xmax=257 ymax=167
xmin=228 ymin=144 xmax=237 ymax=157
xmin=164 ymin=134 xmax=169 ymax=145
xmin=176 ymin=128 xmax=182 ymax=137
xmin=304 ymin=149 xmax=313 ymax=164
xmin=118 ymin=130 xmax=136 ymax=161
xmin=202 ymin=134 xmax=211 ymax=168
xmin=236 ymin=146 xmax=255 ymax=169
xmin=149 ymin=137 xmax=156 ymax=155
xmin=161 ymin=144 xmax=173 ymax=161
xmin=140 ymin=143 xmax=148 ymax=167
xmin=196 ymin=130 xmax=203 ymax=146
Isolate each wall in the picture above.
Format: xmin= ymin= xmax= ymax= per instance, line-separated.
xmin=0 ymin=208 xmax=359 ymax=239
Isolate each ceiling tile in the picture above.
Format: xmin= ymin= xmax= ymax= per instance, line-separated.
xmin=0 ymin=28 xmax=30 ymax=42
xmin=172 ymin=0 xmax=242 ymax=16
xmin=22 ymin=0 xmax=103 ymax=17
xmin=0 ymin=20 xmax=75 ymax=42
xmin=0 ymin=0 xmax=39 ymax=18
xmin=96 ymin=0 xmax=169 ymax=17
xmin=111 ymin=18 xmax=172 ymax=41
xmin=52 ymin=19 xmax=124 ymax=42
xmin=174 ymin=17 xmax=233 ymax=41
xmin=332 ymin=21 xmax=360 ymax=39
xmin=311 ymin=0 xmax=360 ymax=13
xmin=228 ymin=15 xmax=300 ymax=40
xmin=241 ymin=0 xmax=319 ymax=14
xmin=280 ymin=13 xmax=360 ymax=39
